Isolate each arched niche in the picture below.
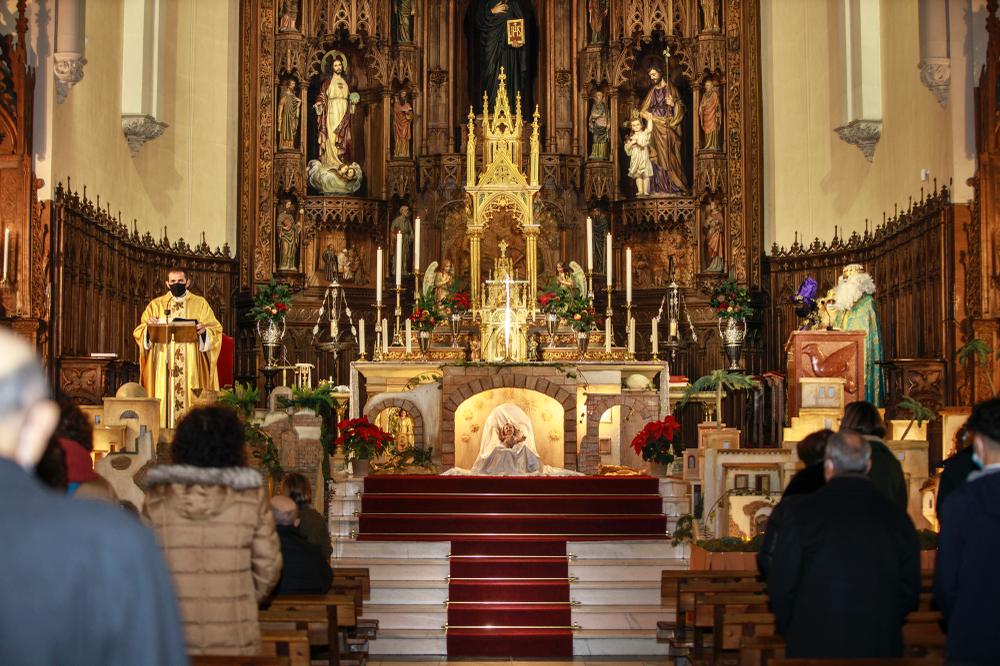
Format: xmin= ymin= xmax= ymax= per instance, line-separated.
xmin=453 ymin=387 xmax=564 ymax=470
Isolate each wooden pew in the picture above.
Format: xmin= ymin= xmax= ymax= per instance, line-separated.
xmin=191 ymin=657 xmax=290 ymax=666
xmin=771 ymin=660 xmax=942 ymax=666
xmin=265 ymin=593 xmax=364 ymax=666
xmin=332 ymin=567 xmax=370 ymax=601
xmin=260 ymin=630 xmax=310 ymax=666
xmin=659 ymin=570 xmax=761 ymax=645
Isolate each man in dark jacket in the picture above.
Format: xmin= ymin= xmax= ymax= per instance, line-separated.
xmin=935 ymin=398 xmax=1000 ymax=665
xmin=767 ymin=430 xmax=921 ymax=659
xmin=0 ymin=329 xmax=187 ymax=666
xmin=271 ymin=495 xmax=333 ymax=594
xmin=936 ymin=435 xmax=976 ymax=525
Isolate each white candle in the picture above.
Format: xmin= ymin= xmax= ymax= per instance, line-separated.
xmin=413 ymin=216 xmax=421 ymax=271
xmin=359 ymin=319 xmax=366 ymax=358
xmin=382 ymin=318 xmax=389 ymax=351
xmin=329 ymin=319 xmax=335 ymax=338
xmin=628 ymin=318 xmax=636 ymax=354
xmin=625 ymin=247 xmax=633 ymax=304
xmin=651 ymin=317 xmax=658 ymax=351
xmin=586 ymin=217 xmax=593 ymax=271
xmin=605 ymin=318 xmax=612 ymax=354
xmin=605 ymin=233 xmax=613 ymax=286
xmin=1 ymin=228 xmax=9 ymax=282
xmin=395 ymin=232 xmax=402 ymax=286
xmin=376 ymin=247 xmax=383 ymax=305
xmin=405 ymin=319 xmax=412 ymax=354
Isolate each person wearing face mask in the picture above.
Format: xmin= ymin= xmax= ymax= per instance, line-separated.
xmin=133 ymin=268 xmax=222 ymax=427
xmin=935 ymin=398 xmax=1000 ymax=666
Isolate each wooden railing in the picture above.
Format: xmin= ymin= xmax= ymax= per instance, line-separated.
xmin=52 ymin=182 xmax=238 ymax=401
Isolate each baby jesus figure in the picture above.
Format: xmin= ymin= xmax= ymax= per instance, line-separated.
xmin=497 ymin=423 xmax=526 ymax=449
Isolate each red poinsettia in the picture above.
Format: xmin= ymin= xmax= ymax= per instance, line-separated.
xmin=335 ymin=416 xmax=394 ymax=461
xmin=630 ymin=415 xmax=683 ymax=465
xmin=450 ymin=291 xmax=471 ymax=312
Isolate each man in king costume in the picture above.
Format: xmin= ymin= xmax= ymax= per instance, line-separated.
xmin=827 ymin=263 xmax=884 ymax=405
xmin=133 ymin=269 xmax=223 ymax=426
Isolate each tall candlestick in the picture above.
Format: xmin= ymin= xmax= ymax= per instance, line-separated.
xmin=605 ymin=318 xmax=612 ymax=354
xmin=405 ymin=319 xmax=412 ymax=354
xmin=413 ymin=216 xmax=421 ymax=271
xmin=1 ymin=228 xmax=9 ymax=283
xmin=586 ymin=217 xmax=593 ymax=271
xmin=625 ymin=247 xmax=633 ymax=304
xmin=628 ymin=318 xmax=636 ymax=355
xmin=382 ymin=318 xmax=389 ymax=352
xmin=358 ymin=319 xmax=366 ymax=359
xmin=376 ymin=247 xmax=383 ymax=305
xmin=651 ymin=316 xmax=658 ymax=353
xmin=395 ymin=232 xmax=402 ymax=286
xmin=605 ymin=233 xmax=613 ymax=286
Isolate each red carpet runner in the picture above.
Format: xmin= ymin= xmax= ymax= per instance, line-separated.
xmin=356 ymin=475 xmax=668 ymax=658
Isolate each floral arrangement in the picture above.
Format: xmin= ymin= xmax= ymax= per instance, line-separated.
xmin=709 ymin=279 xmax=754 ymax=320
xmin=791 ymin=277 xmax=819 ymax=330
xmin=410 ymin=291 xmax=445 ymax=332
xmin=539 ymin=287 xmax=598 ymax=331
xmin=630 ymin=414 xmax=683 ymax=465
xmin=440 ymin=288 xmax=471 ymax=316
xmin=249 ymin=279 xmax=294 ymax=323
xmin=538 ymin=290 xmax=560 ymax=315
xmin=335 ymin=416 xmax=395 ymax=462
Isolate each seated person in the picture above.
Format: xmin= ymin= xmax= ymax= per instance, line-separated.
xmin=270 ymin=495 xmax=332 ymax=595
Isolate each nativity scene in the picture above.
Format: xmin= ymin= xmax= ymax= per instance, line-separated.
xmin=3 ymin=0 xmax=1000 ymax=661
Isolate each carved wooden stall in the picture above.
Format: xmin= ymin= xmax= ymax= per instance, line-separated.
xmin=764 ymin=186 xmax=963 ymax=463
xmin=52 ymin=184 xmax=238 ymax=404
xmin=237 ymin=0 xmax=765 ymax=400
xmin=0 ymin=3 xmax=50 ymax=350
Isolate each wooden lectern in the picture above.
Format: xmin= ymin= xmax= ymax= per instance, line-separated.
xmin=147 ymin=321 xmax=199 ymax=428
xmin=786 ymin=330 xmax=865 ymax=418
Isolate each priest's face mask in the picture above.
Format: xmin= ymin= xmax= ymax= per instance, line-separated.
xmin=166 ymin=271 xmax=189 ymax=298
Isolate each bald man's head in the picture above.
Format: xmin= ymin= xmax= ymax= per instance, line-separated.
xmin=0 ymin=329 xmax=58 ymax=468
xmin=270 ymin=495 xmax=300 ymax=527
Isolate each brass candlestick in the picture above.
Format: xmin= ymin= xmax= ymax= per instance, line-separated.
xmin=392 ymin=284 xmax=404 ymax=347
xmin=604 ymin=285 xmax=614 ymax=338
xmin=413 ymin=269 xmax=421 ymax=301
xmin=586 ymin=270 xmax=595 ymax=303
xmin=373 ymin=303 xmax=384 ymax=361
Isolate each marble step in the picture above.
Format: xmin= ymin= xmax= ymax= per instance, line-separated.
xmin=335 ymin=556 xmax=449 ymax=580
xmin=367 ymin=628 xmax=447 ymax=656
xmin=572 ymin=604 xmax=676 ymax=631
xmin=361 ymin=604 xmax=447 ymax=630
xmin=570 ymin=558 xmax=685 ymax=581
xmin=370 ymin=579 xmax=449 ymax=605
xmin=570 ymin=580 xmax=663 ymax=606
xmin=367 ymin=628 xmax=672 ymax=657
xmin=336 ymin=539 xmax=450 ymax=559
xmin=569 ymin=540 xmax=686 ymax=559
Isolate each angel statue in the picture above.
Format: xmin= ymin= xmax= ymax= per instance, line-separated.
xmin=568 ymin=261 xmax=587 ymax=296
xmin=441 ymin=403 xmax=583 ymax=476
xmin=421 ymin=261 xmax=439 ymax=302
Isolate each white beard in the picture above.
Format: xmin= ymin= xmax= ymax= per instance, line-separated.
xmin=830 ymin=273 xmax=875 ymax=311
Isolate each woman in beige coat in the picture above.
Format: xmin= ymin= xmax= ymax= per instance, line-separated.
xmin=145 ymin=406 xmax=282 ymax=656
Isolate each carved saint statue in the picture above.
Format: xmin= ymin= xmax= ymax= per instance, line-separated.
xmin=587 ymin=0 xmax=609 ymax=44
xmin=701 ymin=0 xmax=720 ymax=32
xmin=703 ymin=201 xmax=725 ymax=273
xmin=624 ymin=113 xmax=654 ymax=197
xmin=337 ymin=246 xmax=353 ymax=281
xmin=826 ymin=264 xmax=885 ymax=405
xmin=390 ymin=205 xmax=415 ymax=275
xmin=467 ymin=0 xmax=536 ymax=114
xmin=277 ymin=80 xmax=301 ymax=150
xmin=393 ymin=90 xmax=414 ymax=159
xmin=639 ymin=66 xmax=688 ymax=194
xmin=588 ymin=91 xmax=611 ymax=160
xmin=308 ymin=51 xmax=363 ymax=195
xmin=700 ymin=79 xmax=721 ymax=151
xmin=276 ymin=201 xmax=299 ymax=272
xmin=589 ymin=207 xmax=609 ymax=272
xmin=279 ymin=0 xmax=298 ymax=32
xmin=395 ymin=0 xmax=414 ymax=42
xmin=322 ymin=244 xmax=338 ymax=282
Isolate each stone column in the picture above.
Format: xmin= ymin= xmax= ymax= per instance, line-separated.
xmin=54 ymin=0 xmax=86 ymax=103
xmin=918 ymin=0 xmax=950 ymax=107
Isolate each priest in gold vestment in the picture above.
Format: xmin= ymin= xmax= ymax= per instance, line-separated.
xmin=133 ymin=269 xmax=223 ymax=426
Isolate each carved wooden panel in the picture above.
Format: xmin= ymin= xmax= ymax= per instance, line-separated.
xmin=785 ymin=330 xmax=864 ymax=418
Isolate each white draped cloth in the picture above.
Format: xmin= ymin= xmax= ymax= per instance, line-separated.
xmin=444 ymin=404 xmax=582 ymax=476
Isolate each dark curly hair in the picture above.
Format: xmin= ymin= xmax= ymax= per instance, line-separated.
xmin=55 ymin=399 xmax=94 ymax=451
xmin=281 ymin=472 xmax=313 ymax=508
xmin=840 ymin=401 xmax=887 ymax=439
xmin=797 ymin=429 xmax=834 ymax=466
xmin=171 ymin=405 xmax=246 ymax=468
xmin=967 ymin=397 xmax=1000 ymax=448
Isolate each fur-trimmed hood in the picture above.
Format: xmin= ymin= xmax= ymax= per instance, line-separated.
xmin=146 ymin=464 xmax=263 ymax=490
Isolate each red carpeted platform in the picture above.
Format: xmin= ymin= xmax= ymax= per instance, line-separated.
xmin=355 ymin=475 xmax=668 ymax=658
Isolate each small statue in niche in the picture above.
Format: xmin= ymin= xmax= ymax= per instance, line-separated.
xmin=390 ymin=205 xmax=415 ymax=275
xmin=640 ymin=64 xmax=688 ymax=194
xmin=276 ymin=201 xmax=300 ymax=271
xmin=527 ymin=332 xmax=544 ymax=361
xmin=392 ymin=90 xmax=414 ymax=159
xmin=624 ymin=113 xmax=653 ymax=197
xmin=322 ymin=244 xmax=338 ymax=281
xmin=699 ymin=79 xmax=721 ymax=151
xmin=701 ymin=0 xmax=720 ymax=32
xmin=633 ymin=251 xmax=651 ymax=287
xmin=337 ymin=246 xmax=353 ymax=281
xmin=394 ymin=0 xmax=414 ymax=43
xmin=587 ymin=91 xmax=611 ymax=160
xmin=589 ymin=207 xmax=609 ymax=273
xmin=587 ymin=0 xmax=609 ymax=44
xmin=277 ymin=80 xmax=301 ymax=150
xmin=703 ymin=201 xmax=725 ymax=273
xmin=278 ymin=0 xmax=298 ymax=32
